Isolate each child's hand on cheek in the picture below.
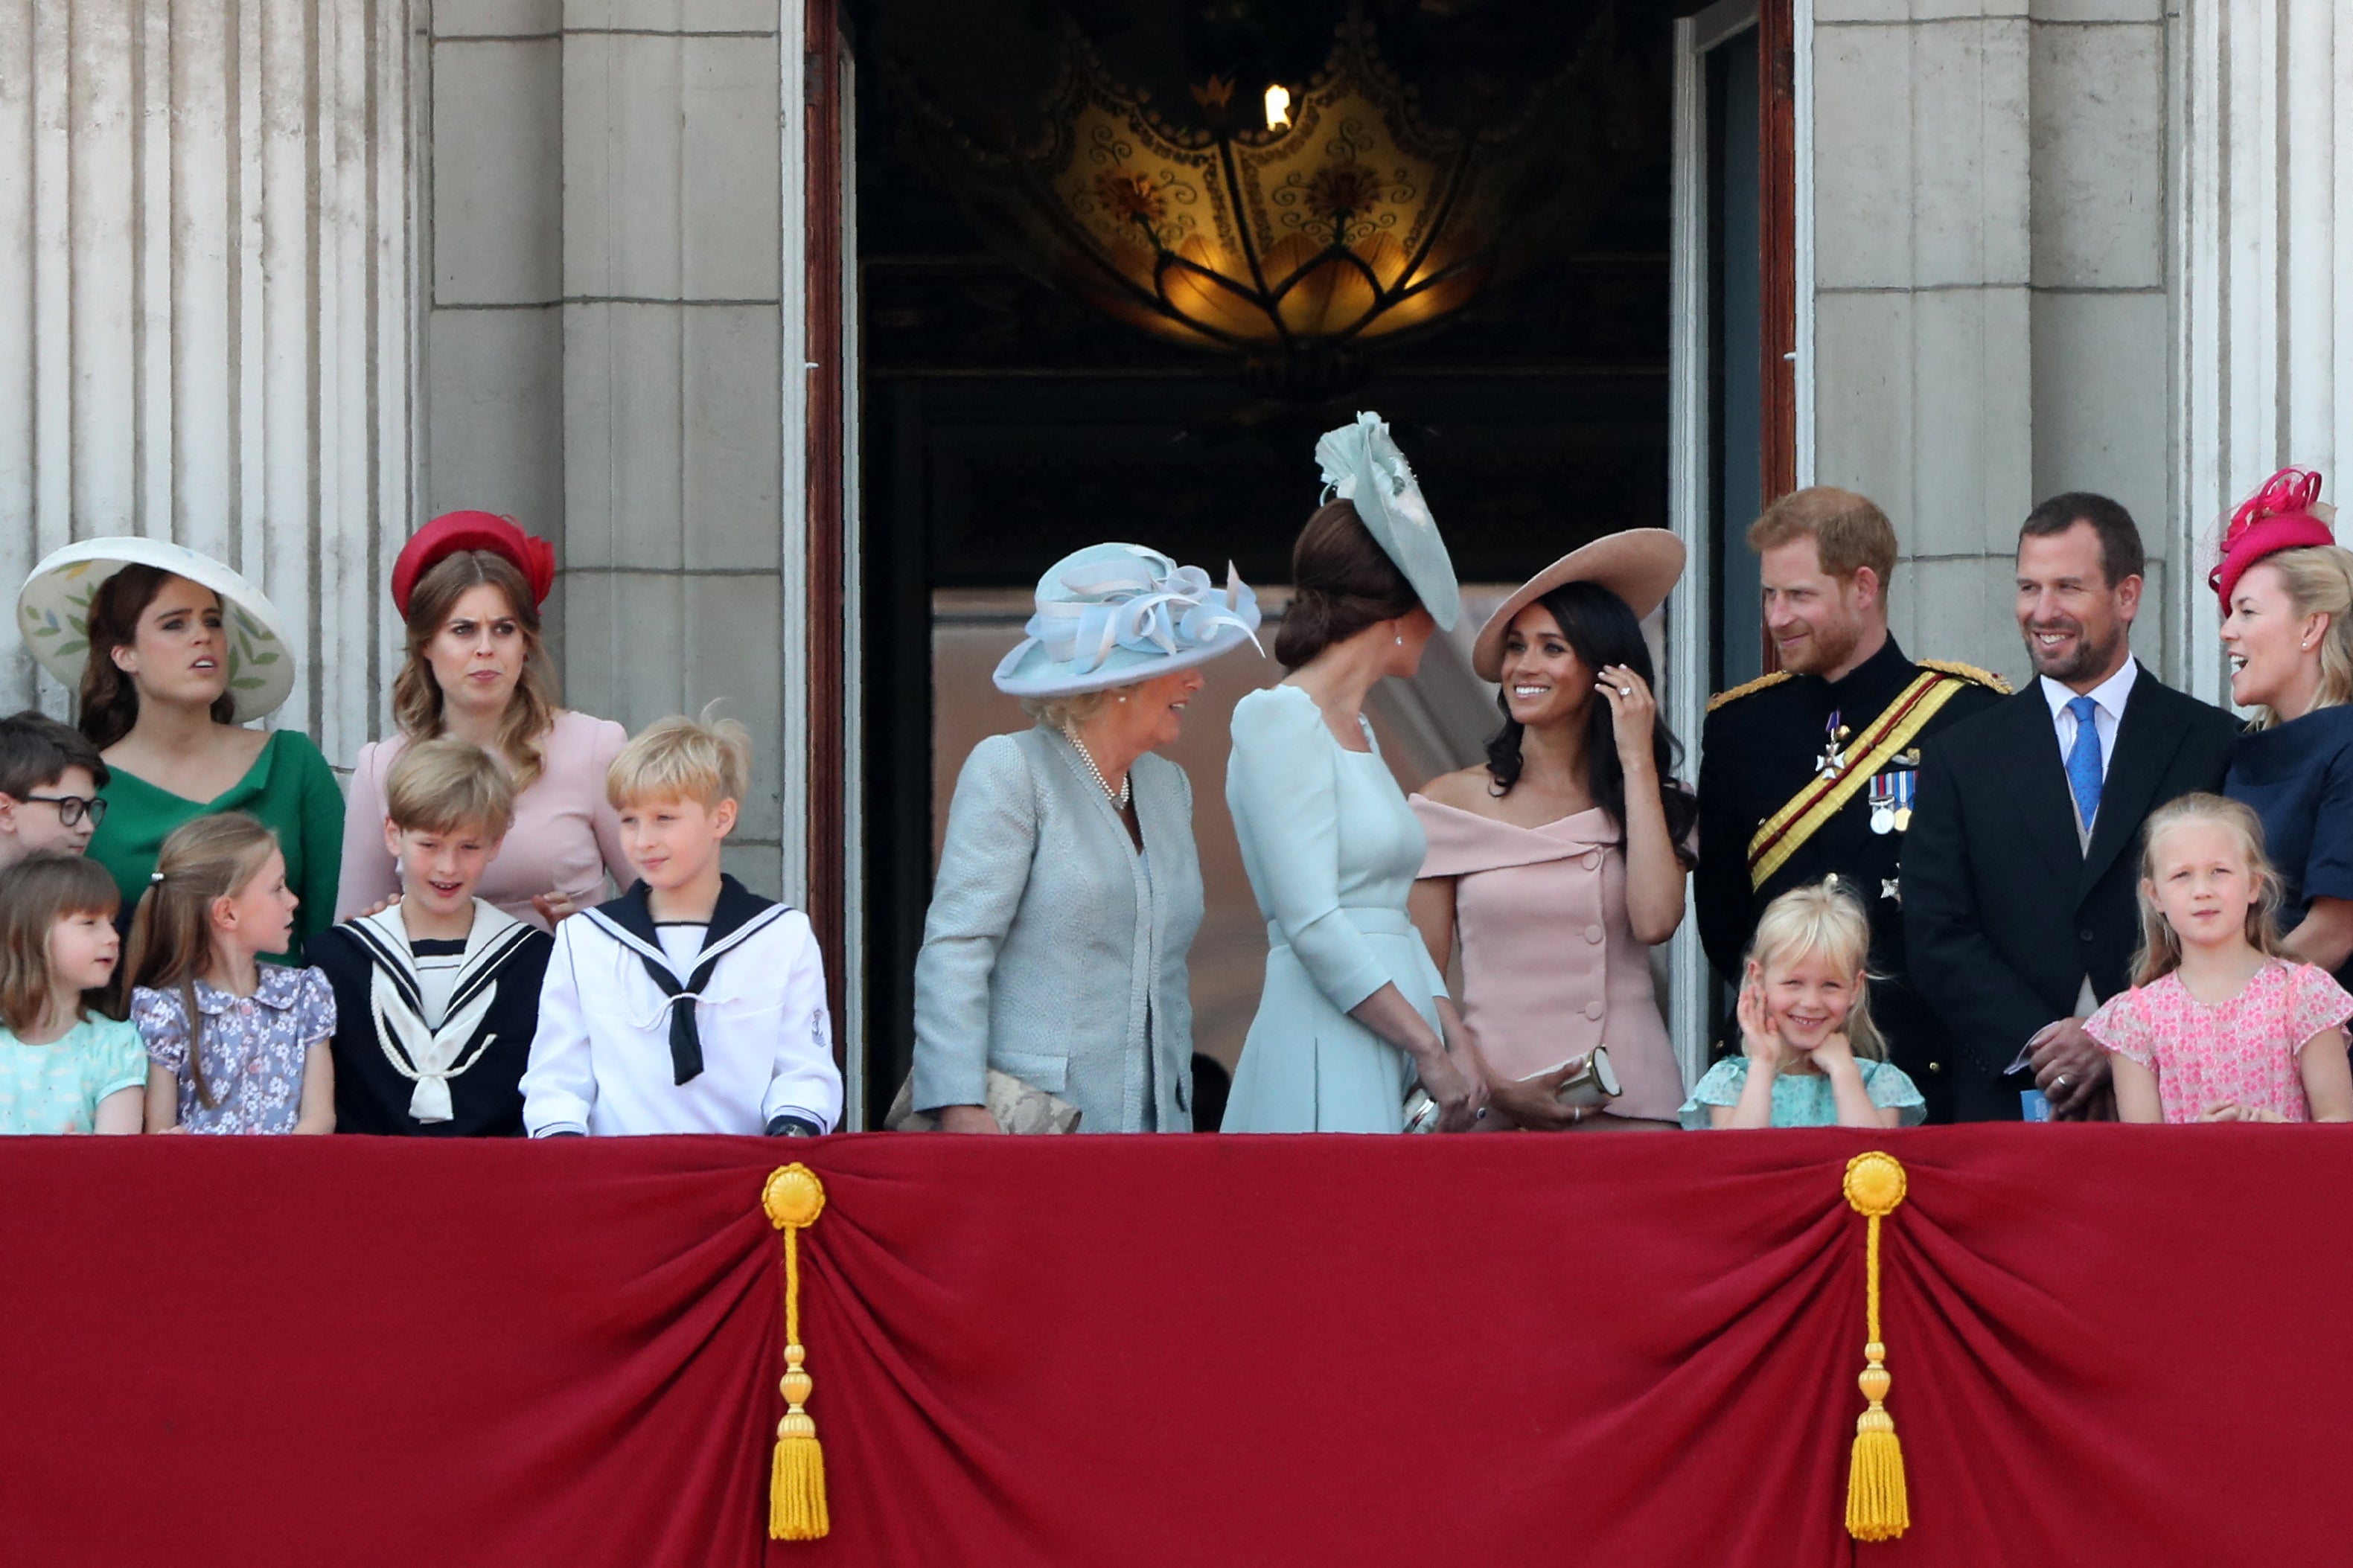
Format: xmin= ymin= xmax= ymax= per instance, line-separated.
xmin=1810 ymin=1030 xmax=1856 ymax=1072
xmin=1737 ymin=981 xmax=1796 ymax=1073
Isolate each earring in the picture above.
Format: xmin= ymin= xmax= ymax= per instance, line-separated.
xmin=1117 ymin=695 xmax=1127 ymax=703
xmin=1394 ymin=633 xmax=1404 ymax=646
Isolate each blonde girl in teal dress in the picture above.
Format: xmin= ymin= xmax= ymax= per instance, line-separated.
xmin=1681 ymin=877 xmax=1926 ymax=1129
xmin=1223 ymin=414 xmax=1487 ymax=1134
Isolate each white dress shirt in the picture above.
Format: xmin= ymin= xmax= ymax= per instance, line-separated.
xmin=2040 ymin=655 xmax=2139 ymax=776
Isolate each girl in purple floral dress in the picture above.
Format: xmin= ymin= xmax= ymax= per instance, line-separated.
xmin=2090 ymin=794 xmax=2353 ymax=1124
xmin=130 ymin=813 xmax=336 ymax=1134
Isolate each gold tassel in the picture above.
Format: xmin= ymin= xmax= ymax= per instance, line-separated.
xmin=763 ymin=1164 xmax=831 ymax=1542
xmin=1842 ymin=1151 xmax=1910 ymax=1543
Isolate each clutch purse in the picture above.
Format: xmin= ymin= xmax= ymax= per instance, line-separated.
xmin=1402 ymin=1046 xmax=1621 ymax=1133
xmin=885 ymin=1068 xmax=1084 ymax=1134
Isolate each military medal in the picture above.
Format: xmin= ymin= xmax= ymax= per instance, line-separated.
xmin=1868 ymin=767 xmax=1918 ymax=834
xmin=1868 ymin=772 xmax=1897 ymax=834
xmin=1816 ymin=712 xmax=1851 ymax=780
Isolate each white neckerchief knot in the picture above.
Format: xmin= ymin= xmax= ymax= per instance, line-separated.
xmin=1025 ymin=545 xmax=1262 ymax=677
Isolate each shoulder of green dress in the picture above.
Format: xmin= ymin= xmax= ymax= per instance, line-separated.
xmin=1918 ymin=659 xmax=2013 ymax=695
xmin=1705 ymin=671 xmax=1794 ymax=714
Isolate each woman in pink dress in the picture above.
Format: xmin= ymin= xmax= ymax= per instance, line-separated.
xmin=1410 ymin=531 xmax=1694 ymax=1129
xmin=335 ymin=513 xmax=630 ymax=929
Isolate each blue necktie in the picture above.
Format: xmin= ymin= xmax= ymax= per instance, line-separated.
xmin=2065 ymin=695 xmax=2104 ymax=831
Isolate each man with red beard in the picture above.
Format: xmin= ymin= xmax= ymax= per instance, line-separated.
xmin=1697 ymin=488 xmax=2007 ymax=1124
xmin=1902 ymin=493 xmax=2237 ymax=1120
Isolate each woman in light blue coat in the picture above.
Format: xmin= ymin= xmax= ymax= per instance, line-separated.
xmin=1224 ymin=413 xmax=1489 ymax=1133
xmin=911 ymin=543 xmax=1262 ymax=1133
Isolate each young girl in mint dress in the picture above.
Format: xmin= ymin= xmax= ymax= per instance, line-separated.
xmin=0 ymin=854 xmax=144 ymax=1135
xmin=1681 ymin=878 xmax=1926 ymax=1129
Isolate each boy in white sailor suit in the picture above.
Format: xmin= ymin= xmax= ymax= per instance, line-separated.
xmin=310 ymin=740 xmax=552 ymax=1136
xmin=521 ymin=710 xmax=842 ymax=1138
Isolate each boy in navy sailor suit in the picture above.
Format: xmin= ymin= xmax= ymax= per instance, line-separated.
xmin=521 ymin=708 xmax=841 ymax=1138
xmin=311 ymin=740 xmax=552 ymax=1136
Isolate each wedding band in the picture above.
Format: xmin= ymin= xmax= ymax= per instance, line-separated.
xmin=2055 ymin=1075 xmax=2068 ymax=1088
xmin=1572 ymin=1105 xmax=1584 ymax=1124
xmin=1618 ymin=685 xmax=1632 ymax=697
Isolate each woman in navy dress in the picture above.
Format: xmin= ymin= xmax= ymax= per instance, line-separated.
xmin=2215 ymin=467 xmax=2353 ymax=988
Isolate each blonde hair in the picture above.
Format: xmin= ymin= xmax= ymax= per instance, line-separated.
xmin=1745 ymin=877 xmax=1888 ymax=1061
xmin=1746 ymin=487 xmax=1898 ymax=586
xmin=384 ymin=737 xmax=517 ymax=839
xmin=2130 ymin=793 xmax=2287 ymax=986
xmin=390 ymin=550 xmax=561 ymax=790
xmin=607 ymin=705 xmax=753 ymax=810
xmin=0 ymin=853 xmax=121 ymax=1036
xmin=2241 ymin=544 xmax=2353 ymax=730
xmin=124 ymin=813 xmax=281 ymax=1110
xmin=1019 ymin=686 xmax=1135 ymax=733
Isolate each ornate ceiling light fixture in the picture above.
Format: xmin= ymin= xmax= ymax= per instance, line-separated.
xmin=898 ymin=7 xmax=1642 ymax=399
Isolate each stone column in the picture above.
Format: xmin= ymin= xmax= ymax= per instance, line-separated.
xmin=2174 ymin=0 xmax=2353 ymax=703
xmin=1808 ymin=0 xmax=2171 ymax=685
xmin=0 ymin=0 xmax=412 ymax=765
xmin=420 ymin=0 xmax=805 ymax=898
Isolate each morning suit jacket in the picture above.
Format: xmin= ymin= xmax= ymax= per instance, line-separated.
xmin=1900 ymin=665 xmax=2238 ymax=1120
xmin=1696 ymin=637 xmax=2006 ymax=1122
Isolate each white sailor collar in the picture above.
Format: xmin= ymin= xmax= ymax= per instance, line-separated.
xmin=346 ymin=898 xmax=537 ymax=1017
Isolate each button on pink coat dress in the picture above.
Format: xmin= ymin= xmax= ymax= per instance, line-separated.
xmin=1410 ymin=798 xmax=1685 ymax=1124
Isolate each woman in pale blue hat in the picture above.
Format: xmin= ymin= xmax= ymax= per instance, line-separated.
xmin=909 ymin=543 xmax=1262 ymax=1133
xmin=1222 ymin=413 xmax=1489 ymax=1133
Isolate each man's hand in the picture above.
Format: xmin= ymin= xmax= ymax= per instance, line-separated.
xmin=2030 ymin=1019 xmax=2111 ymax=1119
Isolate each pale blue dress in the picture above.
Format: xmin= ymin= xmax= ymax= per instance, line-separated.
xmin=1679 ymin=1057 xmax=1926 ymax=1128
xmin=1222 ymin=684 xmax=1449 ymax=1132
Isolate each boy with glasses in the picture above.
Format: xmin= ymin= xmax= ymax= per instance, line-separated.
xmin=0 ymin=711 xmax=109 ymax=868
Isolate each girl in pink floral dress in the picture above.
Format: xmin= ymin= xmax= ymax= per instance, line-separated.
xmin=2088 ymin=793 xmax=2353 ymax=1124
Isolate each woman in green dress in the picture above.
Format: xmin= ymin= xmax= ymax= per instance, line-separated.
xmin=16 ymin=540 xmax=342 ymax=961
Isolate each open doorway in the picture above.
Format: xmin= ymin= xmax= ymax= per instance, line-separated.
xmin=843 ymin=0 xmax=1760 ymax=1123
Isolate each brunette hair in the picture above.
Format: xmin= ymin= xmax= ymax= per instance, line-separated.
xmin=1746 ymin=487 xmax=1898 ymax=585
xmin=125 ymin=813 xmax=282 ymax=1110
xmin=77 ymin=565 xmax=238 ymax=749
xmin=1746 ymin=877 xmax=1887 ymax=1061
xmin=0 ymin=710 xmax=109 ymax=798
xmin=2130 ymin=793 xmax=2287 ymax=988
xmin=1483 ymin=580 xmax=1698 ymax=866
xmin=1274 ymin=500 xmax=1420 ymax=670
xmin=608 ymin=705 xmax=753 ymax=810
xmin=2020 ymin=491 xmax=2146 ymax=586
xmin=384 ymin=737 xmax=517 ymax=839
xmin=2238 ymin=545 xmax=2353 ymax=730
xmin=0 ymin=853 xmax=121 ymax=1036
xmin=390 ymin=550 xmax=561 ymax=790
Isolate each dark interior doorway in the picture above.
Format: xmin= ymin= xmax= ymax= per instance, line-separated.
xmin=850 ymin=0 xmax=1679 ymax=1121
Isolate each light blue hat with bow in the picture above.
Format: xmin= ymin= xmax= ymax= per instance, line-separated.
xmin=1315 ymin=411 xmax=1460 ymax=633
xmin=993 ymin=543 xmax=1265 ymax=698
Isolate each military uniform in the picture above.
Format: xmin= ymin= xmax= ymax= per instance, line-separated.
xmin=1695 ymin=636 xmax=2008 ymax=1124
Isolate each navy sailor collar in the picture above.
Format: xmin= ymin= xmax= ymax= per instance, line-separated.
xmin=582 ymin=876 xmax=790 ymax=1085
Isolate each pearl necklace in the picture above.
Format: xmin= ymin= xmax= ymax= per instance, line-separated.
xmin=1062 ymin=722 xmax=1131 ymax=809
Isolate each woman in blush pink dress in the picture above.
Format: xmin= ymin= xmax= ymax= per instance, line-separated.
xmin=335 ymin=513 xmax=631 ymax=929
xmin=1410 ymin=531 xmax=1694 ymax=1130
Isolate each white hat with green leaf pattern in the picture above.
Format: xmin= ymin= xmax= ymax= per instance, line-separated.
xmin=16 ymin=538 xmax=296 ymax=723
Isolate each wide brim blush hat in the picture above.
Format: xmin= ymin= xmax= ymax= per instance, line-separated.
xmin=392 ymin=511 xmax=557 ymax=616
xmin=993 ymin=543 xmax=1265 ymax=699
xmin=1472 ymin=528 xmax=1687 ymax=682
xmin=16 ymin=537 xmax=297 ymax=723
xmin=1315 ymin=411 xmax=1461 ymax=633
xmin=2209 ymin=467 xmax=2336 ymax=609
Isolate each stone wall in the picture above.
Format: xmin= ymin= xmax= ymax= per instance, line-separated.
xmin=420 ymin=0 xmax=802 ymax=897
xmin=0 ymin=0 xmax=412 ymax=764
xmin=1809 ymin=0 xmax=2174 ymax=687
